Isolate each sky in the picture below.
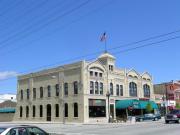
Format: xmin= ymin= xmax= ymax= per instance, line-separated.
xmin=0 ymin=0 xmax=180 ymax=94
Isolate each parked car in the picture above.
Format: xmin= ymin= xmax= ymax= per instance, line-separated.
xmin=136 ymin=113 xmax=161 ymax=122
xmin=165 ymin=109 xmax=180 ymax=124
xmin=0 ymin=125 xmax=49 ymax=135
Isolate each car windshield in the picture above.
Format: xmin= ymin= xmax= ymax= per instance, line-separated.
xmin=170 ymin=110 xmax=180 ymax=114
xmin=0 ymin=128 xmax=6 ymax=134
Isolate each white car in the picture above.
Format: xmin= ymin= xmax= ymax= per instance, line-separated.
xmin=0 ymin=125 xmax=49 ymax=135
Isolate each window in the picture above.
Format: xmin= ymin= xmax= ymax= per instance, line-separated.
xmin=20 ymin=106 xmax=23 ymax=117
xmin=40 ymin=87 xmax=43 ymax=98
xmin=64 ymin=83 xmax=68 ymax=96
xmin=47 ymin=85 xmax=51 ymax=97
xmin=143 ymin=84 xmax=150 ymax=98
xmin=120 ymin=85 xmax=123 ymax=96
xmin=74 ymin=81 xmax=78 ymax=94
xmin=55 ymin=84 xmax=59 ymax=96
xmin=95 ymin=82 xmax=99 ymax=94
xmin=116 ymin=85 xmax=119 ymax=96
xmin=90 ymin=81 xmax=94 ymax=94
xmin=55 ymin=104 xmax=59 ymax=117
xmin=40 ymin=105 xmax=43 ymax=117
xmin=33 ymin=105 xmax=36 ymax=117
xmin=27 ymin=89 xmax=30 ymax=100
xmin=100 ymin=83 xmax=103 ymax=95
xmin=65 ymin=103 xmax=68 ymax=117
xmin=109 ymin=65 xmax=114 ymax=71
xmin=26 ymin=127 xmax=47 ymax=135
xmin=20 ymin=90 xmax=23 ymax=100
xmin=74 ymin=103 xmax=78 ymax=117
xmin=26 ymin=106 xmax=29 ymax=118
xmin=129 ymin=82 xmax=137 ymax=97
xmin=99 ymin=73 xmax=103 ymax=77
xmin=110 ymin=83 xmax=113 ymax=95
xmin=90 ymin=71 xmax=93 ymax=76
xmin=33 ymin=88 xmax=36 ymax=99
xmin=95 ymin=72 xmax=98 ymax=77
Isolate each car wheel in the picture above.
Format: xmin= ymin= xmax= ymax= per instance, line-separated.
xmin=154 ymin=118 xmax=158 ymax=121
xmin=165 ymin=120 xmax=169 ymax=124
xmin=177 ymin=119 xmax=180 ymax=124
xmin=140 ymin=118 xmax=143 ymax=122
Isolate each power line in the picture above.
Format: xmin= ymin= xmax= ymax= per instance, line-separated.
xmin=0 ymin=34 xmax=180 ymax=82
xmin=0 ymin=0 xmax=91 ymax=50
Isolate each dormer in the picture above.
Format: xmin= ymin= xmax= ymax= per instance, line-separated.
xmin=98 ymin=52 xmax=116 ymax=71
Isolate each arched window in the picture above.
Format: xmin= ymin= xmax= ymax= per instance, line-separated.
xmin=129 ymin=82 xmax=137 ymax=97
xmin=33 ymin=88 xmax=36 ymax=99
xmin=40 ymin=105 xmax=43 ymax=117
xmin=74 ymin=81 xmax=78 ymax=94
xmin=47 ymin=85 xmax=51 ymax=97
xmin=100 ymin=83 xmax=103 ymax=95
xmin=90 ymin=81 xmax=94 ymax=94
xmin=20 ymin=106 xmax=23 ymax=117
xmin=20 ymin=90 xmax=23 ymax=100
xmin=27 ymin=89 xmax=30 ymax=100
xmin=143 ymin=84 xmax=150 ymax=98
xmin=64 ymin=103 xmax=68 ymax=117
xmin=95 ymin=82 xmax=99 ymax=94
xmin=116 ymin=84 xmax=120 ymax=96
xmin=74 ymin=103 xmax=78 ymax=117
xmin=64 ymin=83 xmax=68 ymax=96
xmin=26 ymin=106 xmax=29 ymax=118
xmin=55 ymin=104 xmax=59 ymax=117
xmin=40 ymin=87 xmax=43 ymax=98
xmin=33 ymin=105 xmax=36 ymax=117
xmin=55 ymin=84 xmax=59 ymax=96
xmin=110 ymin=83 xmax=113 ymax=95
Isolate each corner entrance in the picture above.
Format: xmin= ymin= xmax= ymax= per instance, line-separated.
xmin=47 ymin=104 xmax=51 ymax=121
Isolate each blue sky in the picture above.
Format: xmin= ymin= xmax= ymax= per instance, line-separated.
xmin=0 ymin=0 xmax=180 ymax=94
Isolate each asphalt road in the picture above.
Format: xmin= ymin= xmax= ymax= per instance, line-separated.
xmin=1 ymin=120 xmax=179 ymax=135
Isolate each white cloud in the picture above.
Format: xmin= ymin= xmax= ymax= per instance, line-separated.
xmin=0 ymin=71 xmax=18 ymax=80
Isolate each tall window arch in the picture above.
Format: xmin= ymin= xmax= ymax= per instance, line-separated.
xmin=40 ymin=87 xmax=43 ymax=98
xmin=20 ymin=90 xmax=23 ymax=100
xmin=100 ymin=82 xmax=103 ymax=95
xmin=26 ymin=106 xmax=29 ymax=118
xmin=64 ymin=103 xmax=68 ymax=117
xmin=40 ymin=105 xmax=43 ymax=117
xmin=47 ymin=85 xmax=51 ymax=97
xmin=55 ymin=84 xmax=59 ymax=96
xmin=74 ymin=81 xmax=78 ymax=94
xmin=110 ymin=83 xmax=113 ymax=95
xmin=55 ymin=104 xmax=59 ymax=117
xmin=64 ymin=83 xmax=68 ymax=96
xmin=95 ymin=82 xmax=99 ymax=94
xmin=129 ymin=82 xmax=137 ymax=97
xmin=74 ymin=103 xmax=78 ymax=117
xmin=20 ymin=106 xmax=23 ymax=117
xmin=90 ymin=81 xmax=94 ymax=94
xmin=143 ymin=84 xmax=150 ymax=98
xmin=33 ymin=105 xmax=36 ymax=117
xmin=27 ymin=89 xmax=30 ymax=100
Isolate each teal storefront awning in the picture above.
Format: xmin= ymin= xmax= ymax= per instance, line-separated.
xmin=116 ymin=99 xmax=158 ymax=109
xmin=0 ymin=108 xmax=16 ymax=113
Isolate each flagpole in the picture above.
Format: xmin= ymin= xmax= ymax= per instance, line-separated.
xmin=105 ymin=38 xmax=107 ymax=53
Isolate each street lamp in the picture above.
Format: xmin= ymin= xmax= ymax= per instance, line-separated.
xmin=106 ymin=91 xmax=111 ymax=123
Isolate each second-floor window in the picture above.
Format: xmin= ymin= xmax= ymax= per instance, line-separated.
xmin=55 ymin=84 xmax=59 ymax=96
xmin=33 ymin=88 xmax=36 ymax=99
xmin=90 ymin=81 xmax=94 ymax=94
xmin=47 ymin=85 xmax=51 ymax=97
xmin=129 ymin=82 xmax=137 ymax=97
xmin=64 ymin=83 xmax=68 ymax=96
xmin=74 ymin=81 xmax=78 ymax=94
xmin=116 ymin=85 xmax=120 ymax=96
xmin=40 ymin=87 xmax=43 ymax=98
xmin=143 ymin=84 xmax=150 ymax=98
xmin=110 ymin=83 xmax=113 ymax=95
xmin=95 ymin=82 xmax=99 ymax=94
xmin=20 ymin=90 xmax=23 ymax=100
xmin=27 ymin=89 xmax=29 ymax=100
xmin=100 ymin=82 xmax=103 ymax=95
xmin=120 ymin=85 xmax=123 ymax=96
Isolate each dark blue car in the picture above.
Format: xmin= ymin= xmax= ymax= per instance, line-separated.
xmin=136 ymin=113 xmax=161 ymax=122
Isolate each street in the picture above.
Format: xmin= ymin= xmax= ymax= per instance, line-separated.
xmin=1 ymin=120 xmax=179 ymax=135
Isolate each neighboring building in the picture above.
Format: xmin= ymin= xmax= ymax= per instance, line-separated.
xmin=0 ymin=94 xmax=16 ymax=103
xmin=14 ymin=52 xmax=154 ymax=123
xmin=154 ymin=80 xmax=180 ymax=108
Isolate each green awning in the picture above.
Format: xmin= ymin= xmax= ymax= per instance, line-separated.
xmin=0 ymin=108 xmax=16 ymax=113
xmin=115 ymin=99 xmax=158 ymax=109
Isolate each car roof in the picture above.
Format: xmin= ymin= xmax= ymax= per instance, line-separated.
xmin=0 ymin=125 xmax=38 ymax=129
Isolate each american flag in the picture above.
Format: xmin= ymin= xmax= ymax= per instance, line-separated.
xmin=100 ymin=32 xmax=107 ymax=42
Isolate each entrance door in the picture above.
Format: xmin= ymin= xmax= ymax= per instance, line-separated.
xmin=110 ymin=104 xmax=114 ymax=118
xmin=47 ymin=104 xmax=51 ymax=121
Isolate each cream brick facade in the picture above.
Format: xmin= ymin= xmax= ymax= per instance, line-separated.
xmin=14 ymin=52 xmax=154 ymax=123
